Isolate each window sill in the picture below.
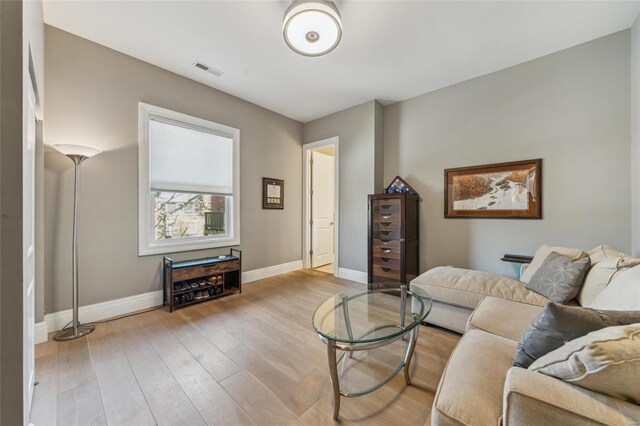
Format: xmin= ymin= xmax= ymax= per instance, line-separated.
xmin=138 ymin=237 xmax=240 ymax=256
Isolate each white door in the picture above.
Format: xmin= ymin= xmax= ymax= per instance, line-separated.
xmin=311 ymin=151 xmax=334 ymax=268
xmin=23 ymin=78 xmax=36 ymax=419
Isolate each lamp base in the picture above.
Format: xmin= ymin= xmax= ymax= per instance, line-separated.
xmin=53 ymin=323 xmax=96 ymax=341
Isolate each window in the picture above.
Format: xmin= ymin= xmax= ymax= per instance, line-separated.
xmin=138 ymin=103 xmax=240 ymax=255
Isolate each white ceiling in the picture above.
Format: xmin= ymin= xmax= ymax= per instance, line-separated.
xmin=43 ymin=1 xmax=640 ymax=123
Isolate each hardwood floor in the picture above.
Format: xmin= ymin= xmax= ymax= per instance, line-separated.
xmin=31 ymin=270 xmax=459 ymax=426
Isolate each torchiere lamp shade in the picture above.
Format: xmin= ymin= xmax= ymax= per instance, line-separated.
xmin=51 ymin=143 xmax=102 ymax=158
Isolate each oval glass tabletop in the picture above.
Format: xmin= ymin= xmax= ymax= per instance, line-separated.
xmin=312 ymin=284 xmax=432 ymax=344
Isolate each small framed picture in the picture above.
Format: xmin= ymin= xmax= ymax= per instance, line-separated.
xmin=263 ymin=178 xmax=284 ymax=209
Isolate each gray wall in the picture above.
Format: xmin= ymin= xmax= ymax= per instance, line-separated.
xmin=632 ymin=16 xmax=640 ymax=257
xmin=384 ymin=31 xmax=631 ymax=278
xmin=374 ymin=101 xmax=384 ymax=193
xmin=44 ymin=26 xmax=302 ymax=313
xmin=302 ymin=100 xmax=382 ymax=272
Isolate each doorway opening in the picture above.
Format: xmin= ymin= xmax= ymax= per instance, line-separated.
xmin=303 ymin=137 xmax=338 ymax=276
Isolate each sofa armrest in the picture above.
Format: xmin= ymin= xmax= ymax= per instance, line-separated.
xmin=504 ymin=368 xmax=640 ymax=426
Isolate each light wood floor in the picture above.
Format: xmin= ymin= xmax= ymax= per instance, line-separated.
xmin=313 ymin=264 xmax=334 ymax=275
xmin=30 ymin=270 xmax=459 ymax=426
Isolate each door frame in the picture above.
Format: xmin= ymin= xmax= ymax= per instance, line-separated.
xmin=302 ymin=137 xmax=339 ymax=276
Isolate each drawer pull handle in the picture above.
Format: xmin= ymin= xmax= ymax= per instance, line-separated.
xmin=380 ymin=231 xmax=391 ymax=236
xmin=380 ymin=222 xmax=392 ymax=227
xmin=381 ymin=267 xmax=391 ymax=272
xmin=381 ymin=240 xmax=391 ymax=245
xmin=381 ymin=248 xmax=392 ymax=254
xmin=381 ymin=257 xmax=391 ymax=263
xmin=380 ymin=214 xmax=391 ymax=219
xmin=381 ymin=205 xmax=392 ymax=210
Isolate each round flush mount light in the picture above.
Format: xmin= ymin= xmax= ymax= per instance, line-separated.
xmin=283 ymin=0 xmax=342 ymax=57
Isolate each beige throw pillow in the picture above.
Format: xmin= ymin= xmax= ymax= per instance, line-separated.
xmin=587 ymin=245 xmax=627 ymax=265
xmin=577 ymin=246 xmax=640 ymax=306
xmin=520 ymin=245 xmax=587 ymax=284
xmin=529 ymin=324 xmax=640 ymax=404
xmin=588 ymin=265 xmax=640 ymax=311
xmin=578 ymin=258 xmax=625 ymax=306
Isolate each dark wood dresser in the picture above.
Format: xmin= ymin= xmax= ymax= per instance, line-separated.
xmin=368 ymin=192 xmax=420 ymax=288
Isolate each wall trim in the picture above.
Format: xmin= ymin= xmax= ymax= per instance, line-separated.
xmin=242 ymin=260 xmax=303 ymax=283
xmin=35 ymin=321 xmax=48 ymax=344
xmin=337 ymin=268 xmax=367 ymax=283
xmin=45 ymin=290 xmax=164 ymax=332
xmin=44 ymin=260 xmax=304 ymax=332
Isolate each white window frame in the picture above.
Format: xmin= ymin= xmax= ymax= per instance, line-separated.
xmin=138 ymin=102 xmax=240 ymax=256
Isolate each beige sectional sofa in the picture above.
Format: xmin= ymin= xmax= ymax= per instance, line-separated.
xmin=411 ymin=266 xmax=548 ymax=333
xmin=411 ymin=260 xmax=640 ymax=425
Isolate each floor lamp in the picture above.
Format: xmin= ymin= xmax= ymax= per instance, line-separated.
xmin=51 ymin=144 xmax=102 ymax=341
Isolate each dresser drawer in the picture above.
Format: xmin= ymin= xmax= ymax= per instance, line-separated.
xmin=372 ymin=216 xmax=401 ymax=229
xmin=373 ymin=198 xmax=401 ymax=213
xmin=372 ymin=239 xmax=401 ymax=259
xmin=373 ymin=202 xmax=401 ymax=222
xmin=173 ymin=260 xmax=240 ymax=281
xmin=372 ymin=227 xmax=401 ymax=240
xmin=372 ymin=256 xmax=400 ymax=269
xmin=374 ymin=210 xmax=401 ymax=222
xmin=373 ymin=238 xmax=400 ymax=248
xmin=372 ymin=264 xmax=400 ymax=279
xmin=371 ymin=264 xmax=401 ymax=281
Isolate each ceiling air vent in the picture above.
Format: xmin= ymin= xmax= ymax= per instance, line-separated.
xmin=193 ymin=61 xmax=223 ymax=77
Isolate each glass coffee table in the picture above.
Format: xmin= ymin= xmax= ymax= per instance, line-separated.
xmin=312 ymin=284 xmax=432 ymax=420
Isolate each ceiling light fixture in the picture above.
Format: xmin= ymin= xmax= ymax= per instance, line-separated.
xmin=283 ymin=0 xmax=342 ymax=57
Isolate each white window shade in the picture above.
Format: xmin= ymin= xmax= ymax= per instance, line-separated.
xmin=149 ymin=118 xmax=234 ymax=195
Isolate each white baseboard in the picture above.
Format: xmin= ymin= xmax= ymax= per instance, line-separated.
xmin=242 ymin=260 xmax=303 ymax=283
xmin=337 ymin=268 xmax=368 ymax=283
xmin=45 ymin=290 xmax=164 ymax=332
xmin=35 ymin=321 xmax=48 ymax=344
xmin=44 ymin=260 xmax=304 ymax=332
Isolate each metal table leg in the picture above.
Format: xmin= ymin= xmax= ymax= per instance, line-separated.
xmin=342 ymin=295 xmax=354 ymax=359
xmin=327 ymin=339 xmax=341 ymax=420
xmin=403 ymin=321 xmax=419 ymax=385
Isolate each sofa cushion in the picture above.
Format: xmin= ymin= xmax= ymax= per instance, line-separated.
xmin=525 ymin=252 xmax=591 ymax=304
xmin=504 ymin=367 xmax=640 ymax=426
xmin=512 ymin=303 xmax=640 ymax=368
xmin=520 ymin=245 xmax=587 ymax=284
xmin=588 ymin=264 xmax=640 ymax=310
xmin=432 ymin=329 xmax=517 ymax=426
xmin=578 ymin=246 xmax=640 ymax=306
xmin=578 ymin=258 xmax=626 ymax=307
xmin=529 ymin=324 xmax=640 ymax=404
xmin=411 ymin=267 xmax=548 ymax=310
xmin=466 ymin=296 xmax=544 ymax=341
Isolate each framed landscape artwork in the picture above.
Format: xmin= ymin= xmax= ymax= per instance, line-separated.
xmin=263 ymin=177 xmax=284 ymax=209
xmin=445 ymin=159 xmax=542 ymax=219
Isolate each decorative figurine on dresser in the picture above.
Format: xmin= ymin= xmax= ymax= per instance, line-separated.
xmin=368 ymin=177 xmax=420 ymax=289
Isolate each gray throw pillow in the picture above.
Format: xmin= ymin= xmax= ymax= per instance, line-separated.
xmin=526 ymin=252 xmax=591 ymax=304
xmin=513 ymin=303 xmax=640 ymax=368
